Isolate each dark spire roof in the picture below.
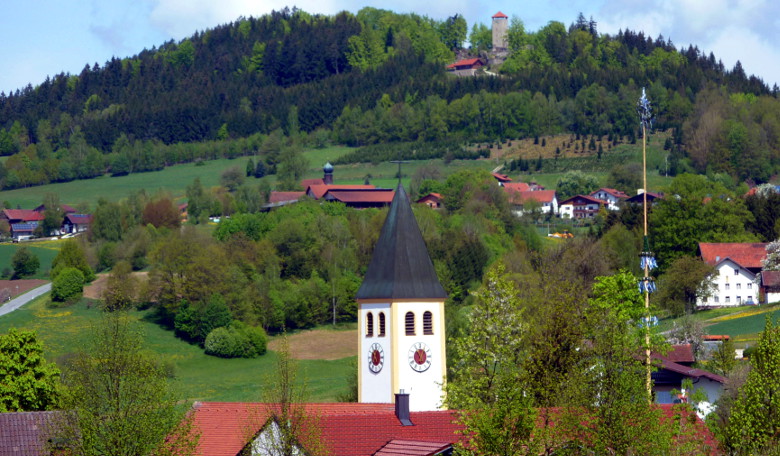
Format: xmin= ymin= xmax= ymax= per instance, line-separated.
xmin=356 ymin=184 xmax=448 ymax=301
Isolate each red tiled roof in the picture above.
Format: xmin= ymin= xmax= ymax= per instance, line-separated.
xmin=269 ymin=191 xmax=305 ymax=204
xmin=373 ymin=439 xmax=451 ymax=455
xmin=502 ymin=182 xmax=531 ymax=193
xmin=2 ymin=209 xmax=45 ymax=222
xmin=656 ymin=358 xmax=726 ymax=384
xmin=699 ymin=243 xmax=768 ymax=269
xmin=658 ymin=344 xmax=695 ymax=364
xmin=762 ymin=270 xmax=780 ymax=289
xmin=190 ymin=402 xmax=463 ymax=456
xmin=416 ymin=193 xmax=443 ymax=203
xmin=324 ymin=189 xmax=395 ymax=204
xmin=447 ymin=58 xmax=485 ymax=69
xmin=307 ymin=184 xmax=375 ymax=200
xmin=591 ymin=188 xmax=629 ymax=199
xmin=492 ymin=11 xmax=508 ymax=18
xmin=65 ymin=214 xmax=92 ymax=224
xmin=492 ymin=172 xmax=512 ymax=182
xmin=506 ymin=190 xmax=556 ymax=205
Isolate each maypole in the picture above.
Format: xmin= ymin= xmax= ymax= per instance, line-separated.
xmin=637 ymin=88 xmax=657 ymax=403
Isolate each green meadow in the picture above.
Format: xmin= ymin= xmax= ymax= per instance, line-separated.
xmin=0 ymin=240 xmax=63 ymax=278
xmin=0 ymin=296 xmax=353 ymax=402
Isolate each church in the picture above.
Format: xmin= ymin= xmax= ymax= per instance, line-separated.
xmin=188 ymin=183 xmax=459 ymax=455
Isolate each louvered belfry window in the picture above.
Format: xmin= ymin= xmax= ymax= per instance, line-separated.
xmin=423 ymin=311 xmax=433 ymax=335
xmin=405 ymin=312 xmax=415 ymax=336
xmin=366 ymin=312 xmax=374 ymax=337
xmin=379 ymin=312 xmax=386 ymax=337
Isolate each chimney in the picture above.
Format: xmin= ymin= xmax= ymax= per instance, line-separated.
xmin=395 ymin=390 xmax=413 ymax=426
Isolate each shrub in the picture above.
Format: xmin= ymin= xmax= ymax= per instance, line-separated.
xmin=204 ymin=321 xmax=267 ymax=358
xmin=11 ymin=247 xmax=40 ymax=279
xmin=51 ymin=267 xmax=85 ymax=302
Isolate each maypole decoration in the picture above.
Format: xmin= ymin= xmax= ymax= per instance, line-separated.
xmin=637 ymin=87 xmax=656 ymax=403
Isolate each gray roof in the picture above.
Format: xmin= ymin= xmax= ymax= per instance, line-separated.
xmin=356 ymin=184 xmax=447 ymax=301
xmin=0 ymin=411 xmax=60 ymax=456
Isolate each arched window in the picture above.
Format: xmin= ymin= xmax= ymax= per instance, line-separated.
xmin=379 ymin=312 xmax=386 ymax=337
xmin=423 ymin=311 xmax=433 ymax=335
xmin=366 ymin=312 xmax=374 ymax=337
xmin=405 ymin=312 xmax=415 ymax=336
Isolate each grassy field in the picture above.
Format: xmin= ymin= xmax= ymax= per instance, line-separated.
xmin=0 ymin=296 xmax=353 ymax=402
xmin=0 ymin=239 xmax=63 ymax=278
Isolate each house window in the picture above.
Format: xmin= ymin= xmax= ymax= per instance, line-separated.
xmin=737 ymin=283 xmax=741 ymax=290
xmin=737 ymin=296 xmax=742 ymax=304
xmin=405 ymin=312 xmax=415 ymax=336
xmin=725 ymin=284 xmax=730 ymax=291
xmin=366 ymin=312 xmax=374 ymax=337
xmin=378 ymin=312 xmax=386 ymax=337
xmin=714 ymin=296 xmax=719 ymax=303
xmin=748 ymin=283 xmax=753 ymax=289
xmin=735 ymin=268 xmax=739 ymax=275
xmin=423 ymin=311 xmax=433 ymax=335
xmin=726 ymin=296 xmax=731 ymax=303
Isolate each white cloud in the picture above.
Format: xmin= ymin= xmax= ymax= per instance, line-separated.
xmin=595 ymin=0 xmax=780 ymax=86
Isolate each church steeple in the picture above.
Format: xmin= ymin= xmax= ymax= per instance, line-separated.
xmin=356 ymin=184 xmax=447 ymax=301
xmin=356 ymin=183 xmax=447 ymax=411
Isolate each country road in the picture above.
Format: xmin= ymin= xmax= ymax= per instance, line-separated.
xmin=0 ymin=283 xmax=51 ymax=317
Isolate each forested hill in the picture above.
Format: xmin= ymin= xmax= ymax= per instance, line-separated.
xmin=0 ymin=7 xmax=779 ymax=190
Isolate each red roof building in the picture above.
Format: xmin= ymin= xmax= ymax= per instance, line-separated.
xmin=492 ymin=11 xmax=508 ymax=18
xmin=559 ymin=195 xmax=606 ymax=219
xmin=1 ymin=209 xmax=45 ymax=224
xmin=306 ymin=184 xmax=376 ymax=200
xmin=446 ymin=58 xmax=486 ymax=72
xmin=190 ymin=402 xmax=463 ymax=456
xmin=268 ymin=191 xmax=306 ymax=205
xmin=323 ymin=189 xmax=395 ymax=208
xmin=699 ymin=243 xmax=768 ymax=270
xmin=416 ymin=193 xmax=443 ymax=209
xmin=505 ymin=189 xmax=558 ymax=215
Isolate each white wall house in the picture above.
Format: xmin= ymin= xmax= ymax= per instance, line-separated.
xmin=559 ymin=195 xmax=603 ymax=219
xmin=590 ymin=188 xmax=628 ymax=211
xmin=697 ymin=243 xmax=767 ymax=308
xmin=505 ymin=189 xmax=558 ymax=216
xmin=696 ymin=258 xmax=758 ymax=307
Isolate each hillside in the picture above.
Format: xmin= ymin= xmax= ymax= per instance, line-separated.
xmin=0 ymin=7 xmax=778 ymax=193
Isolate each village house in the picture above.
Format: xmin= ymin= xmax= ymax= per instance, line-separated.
xmin=491 ymin=172 xmax=512 ymax=186
xmin=1 ymin=209 xmax=45 ymax=240
xmin=61 ymin=213 xmax=93 ymax=234
xmin=697 ymin=242 xmax=767 ymax=307
xmin=505 ymin=189 xmax=558 ymax=216
xmin=590 ymin=188 xmax=629 ymax=211
xmin=445 ymin=58 xmax=486 ymax=76
xmin=416 ymin=192 xmax=443 ymax=209
xmin=625 ymin=190 xmax=663 ymax=205
xmin=652 ymin=344 xmax=725 ymax=408
xmin=558 ymin=195 xmax=605 ymax=219
xmin=761 ymin=270 xmax=780 ymax=304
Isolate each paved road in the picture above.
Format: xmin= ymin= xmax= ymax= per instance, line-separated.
xmin=0 ymin=283 xmax=51 ymax=317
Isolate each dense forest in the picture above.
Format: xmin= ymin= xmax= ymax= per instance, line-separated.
xmin=1 ymin=7 xmax=779 ymax=190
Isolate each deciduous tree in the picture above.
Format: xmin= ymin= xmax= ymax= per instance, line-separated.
xmin=11 ymin=246 xmax=39 ymax=278
xmin=0 ymin=328 xmax=60 ymax=412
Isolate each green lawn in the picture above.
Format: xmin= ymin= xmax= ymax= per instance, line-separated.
xmin=0 ymin=240 xmax=63 ymax=278
xmin=704 ymin=307 xmax=780 ymax=340
xmin=0 ymin=297 xmax=353 ymax=402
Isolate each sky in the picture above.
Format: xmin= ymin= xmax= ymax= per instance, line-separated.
xmin=1 ymin=0 xmax=779 ymax=95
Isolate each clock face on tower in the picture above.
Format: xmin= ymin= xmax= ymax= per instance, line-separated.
xmin=408 ymin=342 xmax=432 ymax=372
xmin=368 ymin=343 xmax=384 ymax=373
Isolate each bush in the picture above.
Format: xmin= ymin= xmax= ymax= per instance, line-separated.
xmin=11 ymin=247 xmax=40 ymax=279
xmin=204 ymin=321 xmax=267 ymax=358
xmin=51 ymin=267 xmax=85 ymax=302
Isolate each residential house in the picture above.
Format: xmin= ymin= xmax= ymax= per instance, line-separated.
xmin=446 ymin=58 xmax=486 ymax=76
xmin=761 ymin=270 xmax=780 ymax=304
xmin=558 ymin=195 xmax=605 ymax=219
xmin=491 ymin=172 xmax=512 ymax=186
xmin=652 ymin=344 xmax=725 ymax=407
xmin=416 ymin=193 xmax=443 ymax=209
xmin=626 ymin=191 xmax=663 ymax=205
xmin=505 ymin=189 xmax=558 ymax=216
xmin=590 ymin=188 xmax=629 ymax=211
xmin=265 ymin=191 xmax=306 ymax=209
xmin=697 ymin=242 xmax=767 ymax=307
xmin=33 ymin=204 xmax=76 ymax=215
xmin=61 ymin=214 xmax=93 ymax=234
xmin=1 ymin=209 xmax=45 ymax=240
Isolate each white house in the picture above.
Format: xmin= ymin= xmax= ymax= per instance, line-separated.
xmin=559 ymin=195 xmax=604 ymax=219
xmin=697 ymin=243 xmax=767 ymax=308
xmin=504 ymin=189 xmax=558 ymax=216
xmin=761 ymin=270 xmax=780 ymax=304
xmin=590 ymin=188 xmax=629 ymax=211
